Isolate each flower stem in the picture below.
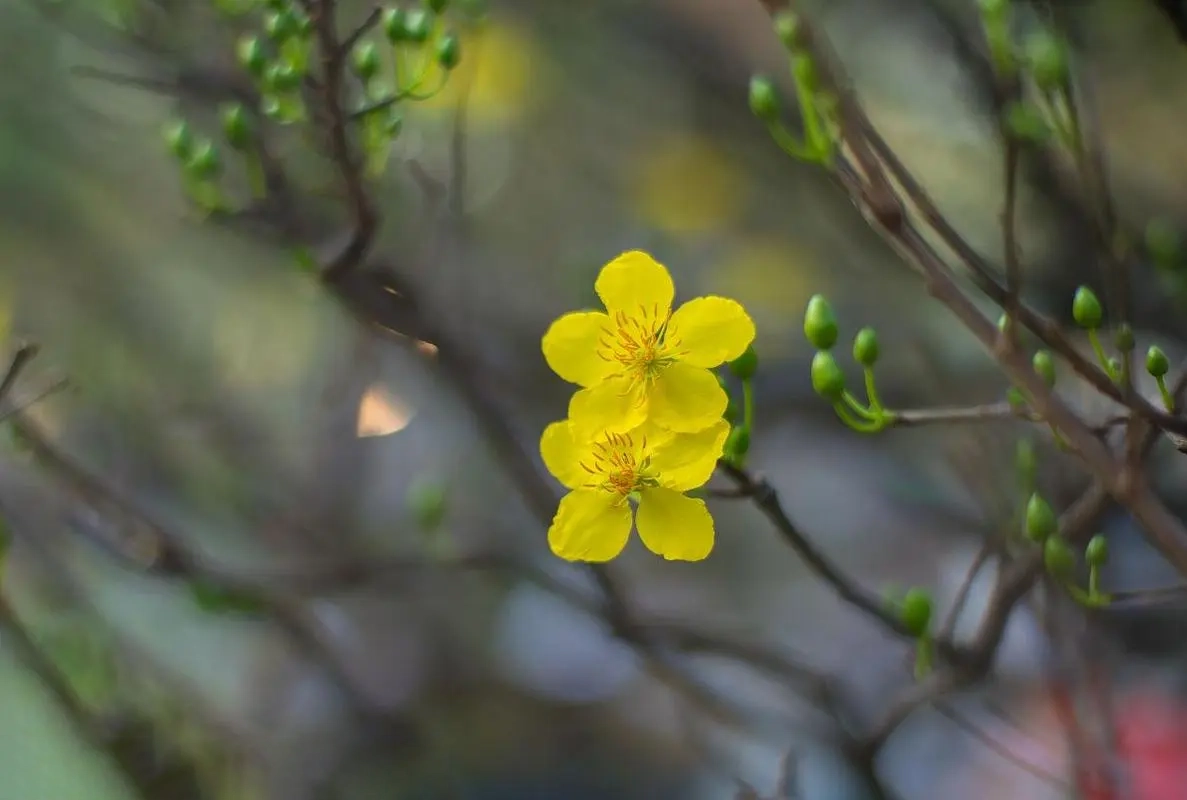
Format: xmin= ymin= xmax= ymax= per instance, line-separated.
xmin=1157 ymin=374 xmax=1176 ymax=411
xmin=742 ymin=378 xmax=755 ymax=433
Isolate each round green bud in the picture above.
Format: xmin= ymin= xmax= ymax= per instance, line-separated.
xmin=1146 ymin=218 xmax=1182 ymax=267
xmin=1085 ymin=534 xmax=1108 ymax=568
xmin=1146 ymin=345 xmax=1170 ymax=378
xmin=852 ymin=327 xmax=879 ymax=367
xmin=1005 ymin=101 xmax=1051 ymax=144
xmin=810 ymin=350 xmax=845 ymax=401
xmin=1025 ymin=492 xmax=1057 ymax=542
xmin=403 ymin=9 xmax=432 ymax=43
xmin=187 ymin=141 xmax=221 ymax=180
xmin=425 ymin=0 xmax=448 ymax=12
xmin=728 ymin=345 xmax=758 ymax=380
xmin=383 ymin=7 xmax=407 ymax=41
xmin=1107 ymin=356 xmax=1121 ymax=376
xmin=436 ymin=34 xmax=461 ymax=70
xmin=352 ymin=43 xmax=380 ymax=81
xmin=900 ymin=588 xmax=933 ymax=637
xmin=237 ymin=36 xmax=268 ymax=77
xmin=406 ymin=477 xmax=448 ymax=531
xmin=791 ymin=54 xmax=817 ymax=91
xmin=1024 ymin=30 xmax=1069 ymax=91
xmin=265 ymin=61 xmax=303 ymax=92
xmin=724 ymin=426 xmax=751 ymax=460
xmin=773 ymin=11 xmax=799 ymax=48
xmin=803 ymin=294 xmax=838 ymax=350
xmin=1114 ymin=323 xmax=1134 ymax=351
xmin=748 ymin=75 xmax=779 ymax=123
xmin=1006 ymin=386 xmax=1027 ymax=410
xmin=261 ymin=94 xmax=283 ymax=119
xmin=1043 ymin=535 xmax=1075 ymax=578
xmin=220 ymin=103 xmax=251 ymax=149
xmin=1072 ymin=286 xmax=1102 ymax=329
xmin=1033 ymin=349 xmax=1056 ymax=387
xmin=997 ymin=313 xmax=1009 ymax=333
xmin=265 ymin=9 xmax=297 ymax=42
xmin=163 ymin=119 xmax=193 ymax=160
xmin=1015 ymin=438 xmax=1037 ymax=483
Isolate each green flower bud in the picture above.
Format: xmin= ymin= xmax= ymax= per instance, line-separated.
xmin=265 ymin=61 xmax=303 ymax=92
xmin=403 ymin=9 xmax=432 ymax=43
xmin=383 ymin=7 xmax=407 ymax=41
xmin=294 ymin=11 xmax=313 ymax=37
xmin=163 ymin=119 xmax=193 ymax=160
xmin=900 ymin=588 xmax=933 ymax=637
xmin=1025 ymin=492 xmax=1057 ymax=542
xmin=810 ymin=350 xmax=845 ymax=401
xmin=352 ymin=42 xmax=380 ymax=81
xmin=425 ymin=0 xmax=448 ymax=12
xmin=187 ymin=141 xmax=221 ymax=180
xmin=728 ymin=345 xmax=758 ymax=380
xmin=1085 ymin=534 xmax=1108 ymax=568
xmin=1005 ymin=102 xmax=1051 ymax=144
xmin=265 ymin=9 xmax=298 ymax=42
xmin=1107 ymin=356 xmax=1121 ymax=377
xmin=997 ymin=313 xmax=1009 ymax=333
xmin=220 ymin=103 xmax=251 ymax=150
xmin=748 ymin=75 xmax=779 ymax=122
xmin=436 ymin=34 xmax=461 ymax=70
xmin=1024 ymin=30 xmax=1069 ymax=91
xmin=773 ymin=11 xmax=799 ymax=49
xmin=803 ymin=294 xmax=838 ymax=350
xmin=1114 ymin=323 xmax=1134 ymax=351
xmin=1006 ymin=386 xmax=1027 ymax=410
xmin=1146 ymin=218 xmax=1182 ymax=268
xmin=1033 ymin=349 xmax=1056 ymax=387
xmin=406 ymin=477 xmax=448 ymax=531
xmin=1146 ymin=345 xmax=1170 ymax=378
xmin=1072 ymin=286 xmax=1102 ymax=329
xmin=724 ymin=426 xmax=751 ymax=461
xmin=1015 ymin=438 xmax=1037 ymax=484
xmin=852 ymin=327 xmax=879 ymax=367
xmin=1044 ymin=535 xmax=1075 ymax=578
xmin=237 ymin=36 xmax=268 ymax=77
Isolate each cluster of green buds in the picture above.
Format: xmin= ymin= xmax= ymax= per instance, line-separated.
xmin=885 ymin=585 xmax=934 ymax=679
xmin=163 ymin=119 xmax=226 ymax=212
xmin=979 ymin=0 xmax=1078 ymax=150
xmin=719 ymin=345 xmax=758 ymax=467
xmin=747 ymin=11 xmax=837 ymax=165
xmin=236 ymin=0 xmax=315 ymax=125
xmin=352 ymin=0 xmax=462 ymax=174
xmin=804 ymin=294 xmax=893 ymax=433
xmin=1024 ymin=489 xmax=1110 ymax=606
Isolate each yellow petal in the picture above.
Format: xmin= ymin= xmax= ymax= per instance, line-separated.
xmin=650 ymin=420 xmax=730 ymax=491
xmin=539 ymin=421 xmax=585 ymax=489
xmin=595 ymin=251 xmax=674 ymax=317
xmin=548 ymin=489 xmax=633 ymax=562
xmin=668 ymin=296 xmax=756 ymax=368
xmin=541 ymin=311 xmax=615 ymax=387
xmin=635 ymin=488 xmax=714 ymax=561
xmin=569 ymin=376 xmax=647 ymax=436
xmin=649 ymin=362 xmax=727 ymax=432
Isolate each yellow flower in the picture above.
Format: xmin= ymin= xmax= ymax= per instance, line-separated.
xmin=542 ymin=251 xmax=755 ymax=434
xmin=540 ymin=418 xmax=728 ymax=561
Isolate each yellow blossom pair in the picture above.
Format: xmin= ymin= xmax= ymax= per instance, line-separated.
xmin=539 ymin=251 xmax=756 ymax=562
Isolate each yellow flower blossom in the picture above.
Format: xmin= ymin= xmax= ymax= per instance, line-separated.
xmin=540 ymin=418 xmax=729 ymax=562
xmin=542 ymin=251 xmax=755 ymax=434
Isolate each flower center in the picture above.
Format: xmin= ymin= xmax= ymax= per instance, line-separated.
xmin=580 ymin=432 xmax=657 ymax=497
xmin=598 ymin=305 xmax=681 ymax=386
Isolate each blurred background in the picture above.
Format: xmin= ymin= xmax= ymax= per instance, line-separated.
xmin=3 ymin=0 xmax=1187 ymax=797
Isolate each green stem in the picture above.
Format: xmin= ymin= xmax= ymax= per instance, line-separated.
xmin=766 ymin=121 xmax=812 ymax=160
xmin=833 ymin=401 xmax=883 ymax=433
xmin=863 ymin=367 xmax=882 ymax=413
xmin=1157 ymin=375 xmax=1175 ymax=412
xmin=791 ymin=56 xmax=825 ymax=159
xmin=1089 ymin=565 xmax=1100 ymax=598
xmin=842 ymin=390 xmax=879 ymax=420
xmin=742 ymin=378 xmax=754 ymax=433
xmin=913 ymin=636 xmax=933 ymax=680
xmin=1087 ymin=328 xmax=1116 ymax=379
